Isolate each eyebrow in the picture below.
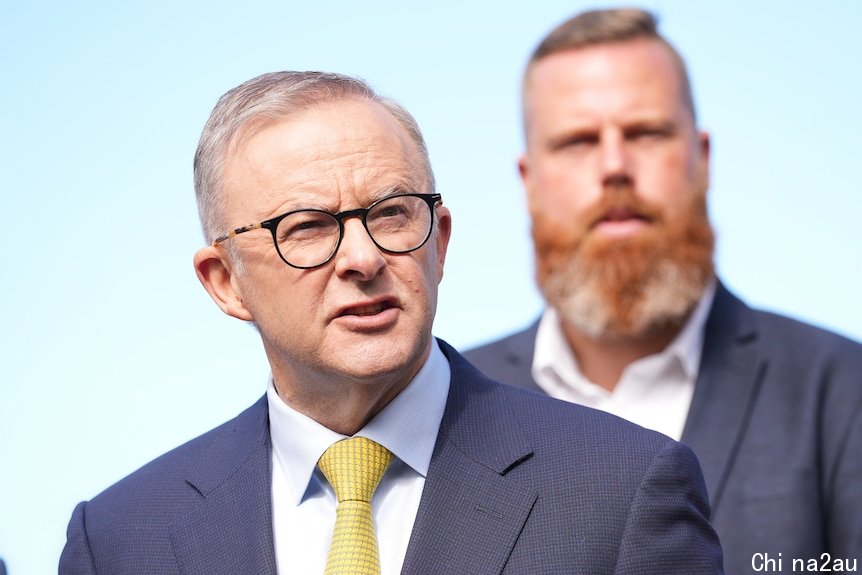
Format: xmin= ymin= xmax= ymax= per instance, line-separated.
xmin=368 ymin=184 xmax=415 ymax=203
xmin=267 ymin=191 xmax=330 ymax=215
xmin=545 ymin=126 xmax=599 ymax=149
xmin=623 ymin=119 xmax=677 ymax=133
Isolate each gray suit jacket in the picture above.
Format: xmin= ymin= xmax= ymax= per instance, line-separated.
xmin=60 ymin=341 xmax=722 ymax=574
xmin=465 ymin=283 xmax=862 ymax=574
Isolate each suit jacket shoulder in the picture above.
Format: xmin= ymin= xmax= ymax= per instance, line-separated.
xmin=461 ymin=283 xmax=862 ymax=573
xmin=686 ymin=285 xmax=862 ymax=572
xmin=59 ymin=397 xmax=277 ymax=575
xmin=403 ymin=342 xmax=722 ymax=574
xmin=463 ymin=322 xmax=539 ymax=392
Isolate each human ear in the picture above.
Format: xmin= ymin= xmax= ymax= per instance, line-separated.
xmin=518 ymin=152 xmax=537 ymax=204
xmin=193 ymin=245 xmax=254 ymax=321
xmin=697 ymin=131 xmax=711 ymax=192
xmin=433 ymin=205 xmax=452 ymax=282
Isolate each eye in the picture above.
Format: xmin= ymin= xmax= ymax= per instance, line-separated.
xmin=550 ymin=133 xmax=599 ymax=151
xmin=626 ymin=124 xmax=675 ymax=142
xmin=277 ymin=212 xmax=337 ymax=242
xmin=376 ymin=204 xmax=408 ymax=218
xmin=370 ymin=198 xmax=412 ymax=223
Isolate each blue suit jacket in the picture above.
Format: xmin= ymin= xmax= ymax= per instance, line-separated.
xmin=60 ymin=342 xmax=722 ymax=574
xmin=465 ymin=284 xmax=862 ymax=574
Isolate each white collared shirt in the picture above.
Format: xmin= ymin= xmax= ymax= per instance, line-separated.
xmin=268 ymin=340 xmax=451 ymax=575
xmin=532 ymin=281 xmax=716 ymax=440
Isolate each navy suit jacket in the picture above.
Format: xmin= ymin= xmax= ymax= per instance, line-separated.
xmin=60 ymin=342 xmax=722 ymax=574
xmin=465 ymin=284 xmax=862 ymax=574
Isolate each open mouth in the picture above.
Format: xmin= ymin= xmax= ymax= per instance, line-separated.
xmin=333 ymin=298 xmax=400 ymax=331
xmin=337 ymin=299 xmax=396 ymax=318
xmin=339 ymin=302 xmax=392 ymax=316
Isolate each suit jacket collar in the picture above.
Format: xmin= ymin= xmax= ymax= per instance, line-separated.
xmin=171 ymin=396 xmax=279 ymax=574
xmin=496 ymin=321 xmax=542 ymax=393
xmin=167 ymin=342 xmax=538 ymax=575
xmin=492 ymin=282 xmax=766 ymax=514
xmin=680 ymin=281 xmax=766 ymax=510
xmin=401 ymin=341 xmax=537 ymax=575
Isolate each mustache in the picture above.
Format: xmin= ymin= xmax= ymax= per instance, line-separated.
xmin=583 ymin=184 xmax=664 ymax=232
xmin=531 ymin=183 xmax=665 ymax=245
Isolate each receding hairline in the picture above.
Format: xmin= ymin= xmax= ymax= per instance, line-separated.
xmin=224 ymin=95 xmax=432 ymax=191
xmin=521 ymin=8 xmax=698 ymax=128
xmin=226 ymin=94 xmax=422 ymax=164
xmin=193 ymin=71 xmax=436 ymax=243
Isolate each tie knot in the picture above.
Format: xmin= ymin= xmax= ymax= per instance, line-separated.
xmin=319 ymin=437 xmax=393 ymax=503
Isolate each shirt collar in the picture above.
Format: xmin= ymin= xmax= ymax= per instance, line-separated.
xmin=267 ymin=339 xmax=451 ymax=505
xmin=533 ymin=279 xmax=716 ymax=391
xmin=665 ymin=279 xmax=716 ymax=380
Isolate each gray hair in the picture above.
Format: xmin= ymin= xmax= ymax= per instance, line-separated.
xmin=524 ymin=8 xmax=697 ymax=123
xmin=193 ymin=71 xmax=435 ymax=243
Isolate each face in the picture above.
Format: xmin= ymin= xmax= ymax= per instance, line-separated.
xmin=195 ymin=98 xmax=450 ymax=405
xmin=520 ymin=39 xmax=714 ymax=338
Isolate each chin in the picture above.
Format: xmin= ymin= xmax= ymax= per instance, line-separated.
xmin=339 ymin=334 xmax=429 ymax=382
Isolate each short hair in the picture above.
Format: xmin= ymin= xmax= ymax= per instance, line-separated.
xmin=194 ymin=71 xmax=436 ymax=243
xmin=524 ymin=8 xmax=697 ymax=123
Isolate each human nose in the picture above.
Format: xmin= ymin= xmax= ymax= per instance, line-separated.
xmin=599 ymin=130 xmax=630 ymax=185
xmin=333 ymin=217 xmax=386 ymax=280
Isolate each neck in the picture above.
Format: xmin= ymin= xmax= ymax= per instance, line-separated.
xmin=272 ymin=373 xmax=412 ymax=436
xmin=560 ymin=319 xmax=682 ymax=392
xmin=265 ymin=341 xmax=431 ymax=436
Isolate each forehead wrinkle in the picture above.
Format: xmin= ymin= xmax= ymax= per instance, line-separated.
xmin=249 ymin=146 xmax=420 ymax=217
xmin=223 ymin=98 xmax=428 ymax=223
xmin=327 ymin=128 xmax=424 ymax=205
xmin=222 ymin=153 xmax=310 ymax=223
xmin=323 ymin=98 xmax=429 ymax=202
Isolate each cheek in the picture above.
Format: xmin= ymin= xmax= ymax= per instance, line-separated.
xmin=420 ymin=255 xmax=441 ymax=296
xmin=396 ymin=254 xmax=439 ymax=308
xmin=529 ymin=158 xmax=598 ymax=219
xmin=246 ymin=269 xmax=327 ymax=328
xmin=528 ymin=183 xmax=590 ymax=229
xmin=632 ymin=149 xmax=698 ymax=205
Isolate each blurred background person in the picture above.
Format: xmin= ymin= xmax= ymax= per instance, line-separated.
xmin=465 ymin=8 xmax=862 ymax=574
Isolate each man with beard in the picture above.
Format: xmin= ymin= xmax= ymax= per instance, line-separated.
xmin=465 ymin=8 xmax=862 ymax=574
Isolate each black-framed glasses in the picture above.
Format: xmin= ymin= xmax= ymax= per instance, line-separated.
xmin=213 ymin=193 xmax=443 ymax=269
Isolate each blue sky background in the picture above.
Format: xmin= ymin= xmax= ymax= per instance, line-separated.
xmin=2 ymin=1 xmax=860 ymax=572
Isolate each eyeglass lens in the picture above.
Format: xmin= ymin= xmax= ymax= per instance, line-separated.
xmin=276 ymin=195 xmax=433 ymax=268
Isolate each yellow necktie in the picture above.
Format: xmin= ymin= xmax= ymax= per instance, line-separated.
xmin=318 ymin=437 xmax=393 ymax=575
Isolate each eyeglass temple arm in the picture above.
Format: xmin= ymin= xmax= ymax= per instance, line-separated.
xmin=212 ymin=222 xmax=265 ymax=245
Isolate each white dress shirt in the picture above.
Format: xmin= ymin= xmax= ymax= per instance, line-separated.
xmin=268 ymin=340 xmax=451 ymax=575
xmin=532 ymin=281 xmax=716 ymax=440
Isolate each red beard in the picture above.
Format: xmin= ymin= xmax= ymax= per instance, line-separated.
xmin=532 ymin=183 xmax=715 ymax=338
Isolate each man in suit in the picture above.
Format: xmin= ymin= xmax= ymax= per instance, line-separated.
xmin=59 ymin=71 xmax=722 ymax=574
xmin=465 ymin=8 xmax=862 ymax=574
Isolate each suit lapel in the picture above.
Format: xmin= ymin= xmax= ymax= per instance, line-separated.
xmin=170 ymin=397 xmax=278 ymax=575
xmin=500 ymin=322 xmax=541 ymax=391
xmin=681 ymin=284 xmax=766 ymax=510
xmin=484 ymin=321 xmax=543 ymax=393
xmin=402 ymin=343 xmax=537 ymax=575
